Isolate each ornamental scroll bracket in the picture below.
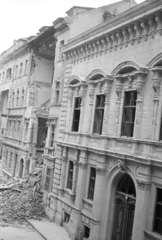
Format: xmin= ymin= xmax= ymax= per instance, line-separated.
xmin=115 ymin=77 xmax=123 ymax=101
xmin=134 ymin=71 xmax=148 ymax=100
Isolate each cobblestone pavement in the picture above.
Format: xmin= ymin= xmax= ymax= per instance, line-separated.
xmin=0 ymin=224 xmax=44 ymax=240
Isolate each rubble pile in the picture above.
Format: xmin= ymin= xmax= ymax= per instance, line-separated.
xmin=0 ymin=168 xmax=46 ymax=225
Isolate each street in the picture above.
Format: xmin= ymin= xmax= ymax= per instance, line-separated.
xmin=0 ymin=224 xmax=43 ymax=240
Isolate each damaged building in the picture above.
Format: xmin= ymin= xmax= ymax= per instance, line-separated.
xmin=0 ymin=26 xmax=55 ymax=181
xmin=41 ymin=0 xmax=162 ymax=240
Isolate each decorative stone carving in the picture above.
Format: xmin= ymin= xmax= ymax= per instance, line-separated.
xmin=88 ymin=82 xmax=95 ymax=104
xmin=79 ymin=162 xmax=88 ymax=169
xmin=151 ymin=67 xmax=162 ymax=98
xmin=116 ymin=159 xmax=126 ymax=173
xmin=115 ymin=78 xmax=122 ymax=101
xmin=96 ymin=167 xmax=106 ymax=175
xmin=137 ymin=180 xmax=151 ymax=191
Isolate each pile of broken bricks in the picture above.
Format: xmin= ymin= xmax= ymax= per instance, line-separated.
xmin=0 ymin=168 xmax=46 ymax=226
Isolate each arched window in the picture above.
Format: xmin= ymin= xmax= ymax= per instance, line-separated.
xmin=117 ymin=174 xmax=136 ymax=198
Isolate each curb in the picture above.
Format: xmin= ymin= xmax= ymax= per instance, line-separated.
xmin=25 ymin=218 xmax=48 ymax=240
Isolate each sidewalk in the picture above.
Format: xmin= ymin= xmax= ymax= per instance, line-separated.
xmin=27 ymin=218 xmax=71 ymax=240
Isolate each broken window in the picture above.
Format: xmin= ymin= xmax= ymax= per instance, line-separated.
xmin=67 ymin=161 xmax=73 ymax=190
xmin=121 ymin=91 xmax=137 ymax=137
xmin=37 ymin=117 xmax=47 ymax=148
xmin=24 ymin=60 xmax=28 ymax=75
xmin=44 ymin=167 xmax=52 ymax=192
xmin=154 ymin=188 xmax=162 ymax=235
xmin=72 ymin=97 xmax=81 ymax=132
xmin=93 ymin=95 xmax=105 ymax=135
xmin=50 ymin=124 xmax=55 ymax=147
xmin=88 ymin=167 xmax=96 ymax=201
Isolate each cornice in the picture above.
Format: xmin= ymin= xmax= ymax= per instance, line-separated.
xmin=62 ymin=1 xmax=162 ymax=55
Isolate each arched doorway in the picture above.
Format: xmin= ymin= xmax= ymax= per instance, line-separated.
xmin=112 ymin=174 xmax=136 ymax=240
xmin=19 ymin=158 xmax=24 ymax=178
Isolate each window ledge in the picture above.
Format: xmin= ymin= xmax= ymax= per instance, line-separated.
xmin=82 ymin=198 xmax=93 ymax=206
xmin=144 ymin=231 xmax=162 ymax=240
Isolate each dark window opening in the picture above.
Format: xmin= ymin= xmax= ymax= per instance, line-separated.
xmin=67 ymin=161 xmax=73 ymax=189
xmin=84 ymin=225 xmax=90 ymax=238
xmin=44 ymin=167 xmax=52 ymax=192
xmin=117 ymin=174 xmax=136 ymax=198
xmin=93 ymin=95 xmax=105 ymax=135
xmin=50 ymin=125 xmax=55 ymax=147
xmin=37 ymin=117 xmax=48 ymax=148
xmin=64 ymin=212 xmax=70 ymax=223
xmin=154 ymin=188 xmax=162 ymax=235
xmin=72 ymin=97 xmax=81 ymax=132
xmin=88 ymin=167 xmax=96 ymax=201
xmin=121 ymin=91 xmax=137 ymax=137
xmin=159 ymin=119 xmax=162 ymax=141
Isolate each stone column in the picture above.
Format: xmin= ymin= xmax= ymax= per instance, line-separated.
xmin=102 ymin=78 xmax=112 ymax=135
xmin=78 ymin=84 xmax=87 ymax=133
xmin=150 ymin=67 xmax=162 ymax=140
xmin=75 ymin=150 xmax=88 ymax=208
xmin=115 ymin=77 xmax=123 ymax=136
xmin=85 ymin=82 xmax=95 ymax=133
xmin=132 ymin=180 xmax=151 ymax=240
xmin=92 ymin=165 xmax=106 ymax=219
xmin=134 ymin=72 xmax=147 ymax=139
xmin=59 ymin=147 xmax=68 ymax=193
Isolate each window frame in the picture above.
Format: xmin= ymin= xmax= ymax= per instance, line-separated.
xmin=153 ymin=187 xmax=162 ymax=235
xmin=121 ymin=90 xmax=137 ymax=138
xmin=71 ymin=97 xmax=81 ymax=132
xmin=93 ymin=94 xmax=105 ymax=135
xmin=87 ymin=167 xmax=96 ymax=201
xmin=44 ymin=167 xmax=52 ymax=192
xmin=67 ymin=161 xmax=74 ymax=190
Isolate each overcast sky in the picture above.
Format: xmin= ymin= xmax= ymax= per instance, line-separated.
xmin=0 ymin=0 xmax=145 ymax=54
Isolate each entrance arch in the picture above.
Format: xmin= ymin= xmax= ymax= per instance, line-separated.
xmin=19 ymin=158 xmax=24 ymax=178
xmin=112 ymin=174 xmax=136 ymax=240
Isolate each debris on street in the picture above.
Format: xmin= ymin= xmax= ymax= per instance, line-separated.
xmin=0 ymin=167 xmax=46 ymax=226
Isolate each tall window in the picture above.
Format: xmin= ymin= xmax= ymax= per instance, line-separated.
xmin=67 ymin=161 xmax=74 ymax=189
xmin=154 ymin=188 xmax=162 ymax=235
xmin=88 ymin=167 xmax=96 ymax=201
xmin=5 ymin=150 xmax=8 ymax=166
xmin=19 ymin=63 xmax=23 ymax=77
xmin=44 ymin=167 xmax=52 ymax=192
xmin=25 ymin=122 xmax=29 ymax=141
xmin=16 ymin=89 xmax=19 ymax=107
xmin=15 ymin=65 xmax=18 ymax=79
xmin=50 ymin=125 xmax=55 ymax=147
xmin=6 ymin=68 xmax=12 ymax=81
xmin=121 ymin=91 xmax=137 ymax=137
xmin=21 ymin=89 xmax=25 ymax=107
xmin=9 ymin=152 xmax=13 ymax=169
xmin=24 ymin=60 xmax=28 ymax=75
xmin=93 ymin=95 xmax=105 ymax=135
xmin=55 ymin=81 xmax=60 ymax=104
xmin=72 ymin=97 xmax=81 ymax=132
xmin=12 ymin=91 xmax=15 ymax=108
xmin=2 ymin=72 xmax=5 ymax=83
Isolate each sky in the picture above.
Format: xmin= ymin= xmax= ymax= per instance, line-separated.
xmin=0 ymin=0 xmax=145 ymax=54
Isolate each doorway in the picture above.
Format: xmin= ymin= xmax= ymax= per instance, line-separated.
xmin=112 ymin=174 xmax=136 ymax=240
